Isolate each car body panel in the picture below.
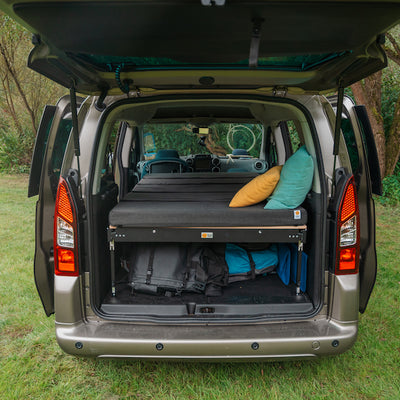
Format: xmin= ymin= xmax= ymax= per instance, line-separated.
xmin=33 ymin=96 xmax=74 ymax=316
xmin=328 ymin=96 xmax=378 ymax=312
xmin=343 ymin=100 xmax=378 ymax=313
xmin=55 ymin=318 xmax=358 ymax=359
xmin=329 ymin=274 xmax=359 ymax=322
xmin=1 ymin=1 xmax=399 ymax=93
xmin=33 ymin=96 xmax=85 ymax=316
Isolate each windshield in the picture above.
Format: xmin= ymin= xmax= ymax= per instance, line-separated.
xmin=142 ymin=123 xmax=263 ymax=159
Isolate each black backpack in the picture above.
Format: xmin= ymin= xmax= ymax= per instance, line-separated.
xmin=128 ymin=244 xmax=228 ymax=296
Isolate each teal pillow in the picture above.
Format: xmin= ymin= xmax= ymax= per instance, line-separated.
xmin=264 ymin=146 xmax=314 ymax=209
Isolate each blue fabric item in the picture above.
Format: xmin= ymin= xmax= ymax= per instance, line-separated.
xmin=276 ymin=244 xmax=307 ymax=292
xmin=265 ymin=146 xmax=314 ymax=209
xmin=225 ymin=243 xmax=278 ymax=275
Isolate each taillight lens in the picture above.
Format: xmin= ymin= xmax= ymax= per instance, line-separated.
xmin=335 ymin=176 xmax=360 ymax=275
xmin=340 ymin=215 xmax=357 ymax=246
xmin=54 ymin=177 xmax=79 ymax=276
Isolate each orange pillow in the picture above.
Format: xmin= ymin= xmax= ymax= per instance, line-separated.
xmin=229 ymin=166 xmax=283 ymax=208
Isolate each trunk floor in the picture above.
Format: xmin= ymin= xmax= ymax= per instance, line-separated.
xmin=103 ymin=273 xmax=310 ymax=306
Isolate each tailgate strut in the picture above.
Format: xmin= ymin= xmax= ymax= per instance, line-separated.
xmin=332 ymin=79 xmax=345 ymax=188
xmin=69 ymin=83 xmax=82 ymax=195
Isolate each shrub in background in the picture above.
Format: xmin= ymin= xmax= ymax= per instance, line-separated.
xmin=0 ymin=127 xmax=32 ymax=173
xmin=377 ymin=164 xmax=400 ymax=206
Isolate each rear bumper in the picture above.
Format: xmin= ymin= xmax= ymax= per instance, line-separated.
xmin=56 ymin=318 xmax=357 ymax=360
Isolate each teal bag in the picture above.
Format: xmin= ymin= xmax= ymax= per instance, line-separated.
xmin=225 ymin=243 xmax=278 ymax=283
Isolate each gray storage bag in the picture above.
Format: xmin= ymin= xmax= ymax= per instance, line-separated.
xmin=128 ymin=244 xmax=227 ymax=296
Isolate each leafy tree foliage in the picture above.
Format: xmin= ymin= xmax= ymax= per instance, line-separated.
xmin=0 ymin=12 xmax=65 ymax=171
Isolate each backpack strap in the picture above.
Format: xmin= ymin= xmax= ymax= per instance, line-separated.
xmin=182 ymin=245 xmax=192 ymax=291
xmin=146 ymin=247 xmax=155 ymax=285
xmin=246 ymin=250 xmax=256 ymax=280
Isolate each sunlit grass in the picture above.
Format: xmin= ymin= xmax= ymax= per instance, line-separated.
xmin=0 ymin=175 xmax=399 ymax=399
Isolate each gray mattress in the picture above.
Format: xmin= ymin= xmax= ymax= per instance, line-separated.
xmin=109 ymin=173 xmax=308 ymax=227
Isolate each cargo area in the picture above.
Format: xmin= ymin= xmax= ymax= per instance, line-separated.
xmin=88 ymin=97 xmax=325 ymax=321
xmin=92 ymin=175 xmax=321 ymax=320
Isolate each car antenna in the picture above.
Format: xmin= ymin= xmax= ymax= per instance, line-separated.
xmin=69 ymin=81 xmax=82 ymax=197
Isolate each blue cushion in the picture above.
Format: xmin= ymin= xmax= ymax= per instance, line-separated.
xmin=264 ymin=146 xmax=314 ymax=209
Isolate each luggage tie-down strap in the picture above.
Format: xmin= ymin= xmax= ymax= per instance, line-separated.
xmin=246 ymin=251 xmax=257 ymax=280
xmin=146 ymin=247 xmax=155 ymax=285
xmin=296 ymin=240 xmax=304 ymax=295
xmin=180 ymin=247 xmax=192 ymax=296
xmin=109 ymin=239 xmax=116 ymax=297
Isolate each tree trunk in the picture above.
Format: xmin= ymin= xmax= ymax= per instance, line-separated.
xmin=1 ymin=75 xmax=23 ymax=135
xmin=385 ymin=95 xmax=400 ymax=175
xmin=351 ymin=74 xmax=387 ymax=178
xmin=0 ymin=42 xmax=38 ymax=136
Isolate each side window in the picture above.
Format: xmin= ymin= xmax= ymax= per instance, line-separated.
xmin=265 ymin=126 xmax=278 ymax=167
xmin=28 ymin=105 xmax=57 ymax=197
xmin=287 ymin=120 xmax=301 ymax=152
xmin=354 ymin=105 xmax=382 ymax=195
xmin=48 ymin=117 xmax=73 ymax=198
xmin=278 ymin=120 xmax=302 ymax=161
xmin=99 ymin=121 xmax=121 ymax=190
xmin=341 ymin=114 xmax=360 ymax=176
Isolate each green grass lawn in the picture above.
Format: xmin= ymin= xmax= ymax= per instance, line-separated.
xmin=0 ymin=174 xmax=399 ymax=400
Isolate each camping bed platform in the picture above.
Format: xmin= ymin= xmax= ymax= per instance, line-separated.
xmin=107 ymin=173 xmax=308 ymax=295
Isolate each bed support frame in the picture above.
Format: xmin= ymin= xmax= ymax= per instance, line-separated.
xmin=107 ymin=225 xmax=307 ymax=297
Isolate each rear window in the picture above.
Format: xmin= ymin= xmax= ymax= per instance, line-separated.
xmin=77 ymin=53 xmax=346 ymax=72
xmin=142 ymin=122 xmax=263 ymax=158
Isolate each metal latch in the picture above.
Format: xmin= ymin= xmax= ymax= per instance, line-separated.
xmin=273 ymin=86 xmax=288 ymax=97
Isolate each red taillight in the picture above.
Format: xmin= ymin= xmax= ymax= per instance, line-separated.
xmin=340 ymin=183 xmax=356 ymax=222
xmin=54 ymin=178 xmax=79 ymax=276
xmin=339 ymin=248 xmax=357 ymax=270
xmin=57 ymin=184 xmax=74 ymax=223
xmin=57 ymin=248 xmax=76 ymax=272
xmin=335 ymin=176 xmax=360 ymax=275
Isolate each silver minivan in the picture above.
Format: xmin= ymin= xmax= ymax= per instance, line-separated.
xmin=2 ymin=0 xmax=400 ymax=360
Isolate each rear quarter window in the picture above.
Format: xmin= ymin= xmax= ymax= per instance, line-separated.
xmin=49 ymin=118 xmax=73 ymax=197
xmin=341 ymin=116 xmax=360 ymax=176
